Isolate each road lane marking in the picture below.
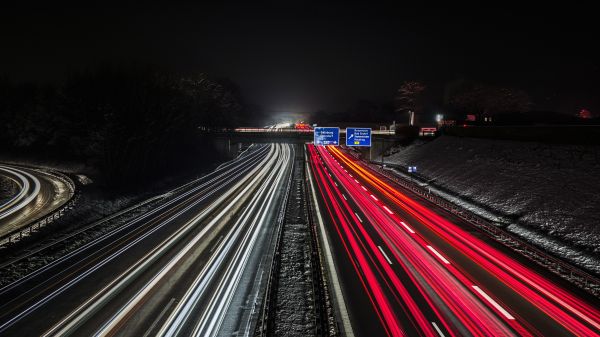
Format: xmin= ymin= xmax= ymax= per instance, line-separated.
xmin=361 ymin=185 xmax=367 ymax=191
xmin=427 ymin=245 xmax=450 ymax=264
xmin=383 ymin=206 xmax=393 ymax=214
xmin=377 ymin=246 xmax=393 ymax=265
xmin=334 ymin=182 xmax=338 ymax=186
xmin=431 ymin=322 xmax=445 ymax=337
xmin=472 ymin=285 xmax=515 ymax=320
xmin=370 ymin=194 xmax=378 ymax=201
xmin=354 ymin=213 xmax=362 ymax=223
xmin=400 ymin=221 xmax=415 ymax=234
xmin=342 ymin=194 xmax=347 ymax=200
xmin=142 ymin=298 xmax=177 ymax=337
xmin=209 ymin=235 xmax=224 ymax=253
xmin=354 ymin=179 xmax=359 ymax=184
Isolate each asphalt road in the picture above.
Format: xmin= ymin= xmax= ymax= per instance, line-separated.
xmin=308 ymin=144 xmax=600 ymax=337
xmin=0 ymin=164 xmax=73 ymax=237
xmin=0 ymin=143 xmax=294 ymax=337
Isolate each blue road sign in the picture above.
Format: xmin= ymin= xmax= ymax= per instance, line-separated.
xmin=346 ymin=128 xmax=372 ymax=147
xmin=314 ymin=127 xmax=340 ymax=146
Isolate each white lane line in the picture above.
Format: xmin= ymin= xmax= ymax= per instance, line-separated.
xmin=349 ymin=174 xmax=353 ymax=177
xmin=354 ymin=179 xmax=359 ymax=184
xmin=377 ymin=246 xmax=393 ymax=265
xmin=361 ymin=185 xmax=367 ymax=191
xmin=472 ymin=285 xmax=515 ymax=320
xmin=383 ymin=206 xmax=393 ymax=214
xmin=342 ymin=194 xmax=347 ymax=200
xmin=400 ymin=221 xmax=415 ymax=234
xmin=209 ymin=235 xmax=224 ymax=253
xmin=370 ymin=194 xmax=378 ymax=201
xmin=431 ymin=322 xmax=445 ymax=337
xmin=142 ymin=298 xmax=176 ymax=337
xmin=354 ymin=213 xmax=363 ymax=223
xmin=334 ymin=182 xmax=338 ymax=187
xmin=427 ymin=245 xmax=450 ymax=265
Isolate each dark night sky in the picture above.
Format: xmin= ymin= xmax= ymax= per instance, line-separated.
xmin=1 ymin=3 xmax=598 ymax=115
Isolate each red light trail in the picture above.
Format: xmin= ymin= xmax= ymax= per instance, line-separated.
xmin=307 ymin=144 xmax=600 ymax=337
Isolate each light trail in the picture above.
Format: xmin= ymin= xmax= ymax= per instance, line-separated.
xmin=318 ymin=144 xmax=600 ymax=336
xmin=0 ymin=165 xmax=41 ymax=221
xmin=313 ymin=144 xmax=518 ymax=336
xmin=44 ymin=145 xmax=280 ymax=337
xmin=0 ymin=144 xmax=287 ymax=336
xmin=160 ymin=144 xmax=293 ymax=337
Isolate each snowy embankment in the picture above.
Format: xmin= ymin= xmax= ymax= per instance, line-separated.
xmin=381 ymin=136 xmax=600 ymax=274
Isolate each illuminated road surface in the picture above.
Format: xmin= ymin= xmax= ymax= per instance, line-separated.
xmin=0 ymin=164 xmax=73 ymax=237
xmin=0 ymin=144 xmax=294 ymax=337
xmin=308 ymin=144 xmax=600 ymax=337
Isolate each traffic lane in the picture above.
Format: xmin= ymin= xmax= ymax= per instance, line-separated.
xmin=0 ymin=174 xmax=249 ymax=337
xmin=373 ymin=165 xmax=598 ymax=304
xmin=317 ymin=146 xmax=517 ymax=336
xmin=47 ymin=144 xmax=286 ymax=337
xmin=0 ymin=158 xmax=250 ymax=308
xmin=309 ymin=156 xmax=390 ymax=337
xmin=330 ymin=148 xmax=600 ymax=336
xmin=379 ymin=187 xmax=590 ymax=336
xmin=311 ymin=146 xmax=440 ymax=337
xmin=0 ymin=144 xmax=269 ymax=301
xmin=216 ymin=145 xmax=294 ymax=337
xmin=332 ymin=151 xmax=592 ymax=333
xmin=0 ymin=148 xmax=270 ymax=335
xmin=126 ymin=144 xmax=290 ymax=337
xmin=71 ymin=189 xmax=255 ymax=337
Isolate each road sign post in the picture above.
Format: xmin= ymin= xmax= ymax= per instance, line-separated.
xmin=314 ymin=127 xmax=340 ymax=146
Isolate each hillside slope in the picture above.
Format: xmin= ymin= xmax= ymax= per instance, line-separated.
xmin=383 ymin=136 xmax=600 ymax=273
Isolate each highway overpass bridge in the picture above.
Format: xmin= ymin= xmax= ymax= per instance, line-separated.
xmin=203 ymin=128 xmax=406 ymax=160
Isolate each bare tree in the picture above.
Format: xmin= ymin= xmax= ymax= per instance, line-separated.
xmin=394 ymin=81 xmax=426 ymax=126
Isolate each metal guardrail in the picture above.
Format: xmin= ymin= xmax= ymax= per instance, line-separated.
xmin=0 ymin=170 xmax=77 ymax=249
xmin=357 ymin=156 xmax=600 ymax=297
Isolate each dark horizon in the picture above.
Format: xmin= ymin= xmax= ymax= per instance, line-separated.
xmin=2 ymin=3 xmax=598 ymax=115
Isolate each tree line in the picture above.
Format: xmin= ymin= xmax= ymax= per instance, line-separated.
xmin=0 ymin=66 xmax=262 ymax=187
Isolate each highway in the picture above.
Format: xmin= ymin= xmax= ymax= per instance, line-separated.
xmin=0 ymin=164 xmax=73 ymax=237
xmin=307 ymin=144 xmax=600 ymax=337
xmin=0 ymin=143 xmax=294 ymax=337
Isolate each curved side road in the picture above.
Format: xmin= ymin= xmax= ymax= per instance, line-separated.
xmin=0 ymin=164 xmax=74 ymax=237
